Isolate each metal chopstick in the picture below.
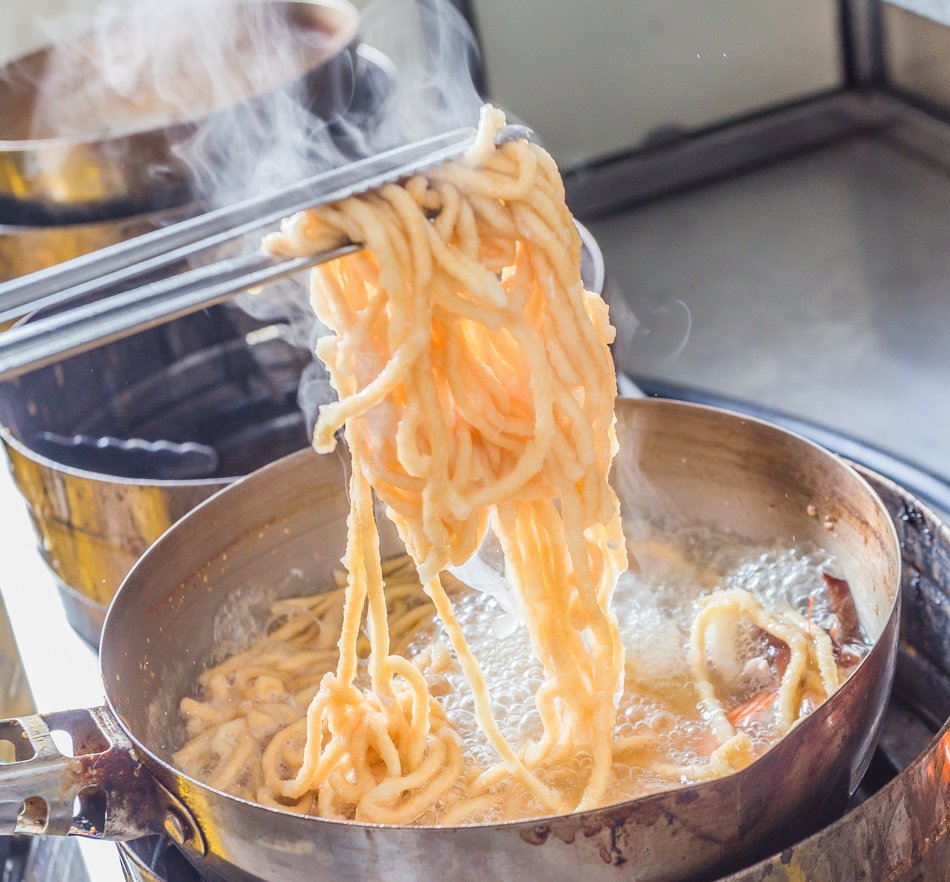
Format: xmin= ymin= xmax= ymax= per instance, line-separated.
xmin=0 ymin=124 xmax=532 ymax=325
xmin=0 ymin=123 xmax=534 ymax=381
xmin=0 ymin=243 xmax=360 ymax=382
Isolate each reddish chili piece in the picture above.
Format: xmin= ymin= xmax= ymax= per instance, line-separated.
xmin=727 ymin=689 xmax=779 ymax=726
xmin=822 ymin=571 xmax=861 ymax=647
xmin=765 ymin=635 xmax=790 ymax=677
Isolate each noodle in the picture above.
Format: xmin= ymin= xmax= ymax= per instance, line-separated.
xmin=174 ymin=106 xmax=862 ymax=823
xmin=689 ymin=589 xmax=839 ymax=744
xmin=257 ymin=104 xmax=623 ymax=821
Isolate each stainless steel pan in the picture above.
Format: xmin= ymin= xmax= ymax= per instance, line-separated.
xmin=0 ymin=399 xmax=902 ymax=882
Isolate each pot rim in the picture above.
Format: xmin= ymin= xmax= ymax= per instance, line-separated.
xmin=0 ymin=0 xmax=361 ymax=153
xmin=0 ymin=425 xmax=239 ymax=489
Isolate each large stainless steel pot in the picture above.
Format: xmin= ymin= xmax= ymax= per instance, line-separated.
xmin=0 ymin=0 xmax=361 ymax=225
xmin=0 ymin=35 xmax=395 ymax=647
xmin=0 ymin=304 xmax=313 ymax=645
xmin=0 ymin=399 xmax=901 ymax=882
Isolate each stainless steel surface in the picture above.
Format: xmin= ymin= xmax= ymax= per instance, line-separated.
xmin=621 ymin=378 xmax=950 ymax=527
xmin=596 ymin=104 xmax=950 ymax=481
xmin=0 ymin=399 xmax=897 ymax=881
xmin=0 ymin=708 xmax=178 ymax=841
xmin=0 ymin=124 xmax=532 ymax=325
xmin=563 ymin=93 xmax=890 ymax=220
xmin=0 ymin=1 xmax=360 ymax=226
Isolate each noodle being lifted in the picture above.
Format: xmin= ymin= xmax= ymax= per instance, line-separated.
xmin=260 ymin=105 xmax=625 ymax=820
xmin=175 ymin=106 xmax=866 ymax=824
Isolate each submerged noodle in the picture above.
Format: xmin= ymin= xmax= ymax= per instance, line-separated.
xmin=175 ymin=554 xmax=848 ymax=819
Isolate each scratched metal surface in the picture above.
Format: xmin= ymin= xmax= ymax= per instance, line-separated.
xmin=595 ymin=130 xmax=950 ymax=483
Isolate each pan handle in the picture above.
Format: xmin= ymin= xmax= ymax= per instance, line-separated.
xmin=0 ymin=706 xmax=205 ymax=851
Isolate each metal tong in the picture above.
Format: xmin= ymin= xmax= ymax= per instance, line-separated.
xmin=0 ymin=124 xmax=531 ymax=382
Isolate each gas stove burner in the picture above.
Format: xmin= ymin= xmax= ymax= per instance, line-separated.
xmin=107 ymin=464 xmax=950 ymax=882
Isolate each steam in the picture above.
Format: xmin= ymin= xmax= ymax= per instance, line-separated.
xmin=607 ymin=286 xmax=691 ymax=382
xmin=25 ymin=0 xmax=485 ymax=425
xmin=201 ymin=0 xmax=486 ymax=423
xmin=181 ymin=0 xmax=485 ymax=204
xmin=27 ymin=0 xmax=347 ymax=142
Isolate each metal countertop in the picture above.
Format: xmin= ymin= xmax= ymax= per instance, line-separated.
xmin=593 ymin=126 xmax=950 ymax=481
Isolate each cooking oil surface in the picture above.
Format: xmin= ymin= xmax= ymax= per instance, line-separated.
xmin=406 ymin=521 xmax=868 ymax=821
xmin=188 ymin=521 xmax=869 ymax=823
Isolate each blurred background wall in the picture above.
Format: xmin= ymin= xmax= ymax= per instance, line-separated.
xmin=474 ymin=0 xmax=842 ymax=166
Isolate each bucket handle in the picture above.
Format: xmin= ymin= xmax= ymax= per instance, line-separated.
xmin=0 ymin=706 xmax=205 ymax=853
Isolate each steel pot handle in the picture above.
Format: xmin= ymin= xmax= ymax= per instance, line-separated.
xmin=0 ymin=706 xmax=204 ymax=852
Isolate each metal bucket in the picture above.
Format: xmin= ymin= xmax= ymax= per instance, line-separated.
xmin=0 ymin=399 xmax=902 ymax=881
xmin=0 ymin=1 xmax=361 ymax=226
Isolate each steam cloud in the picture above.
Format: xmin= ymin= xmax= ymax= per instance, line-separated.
xmin=24 ymin=0 xmax=486 ymax=426
xmin=216 ymin=0 xmax=485 ymax=425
